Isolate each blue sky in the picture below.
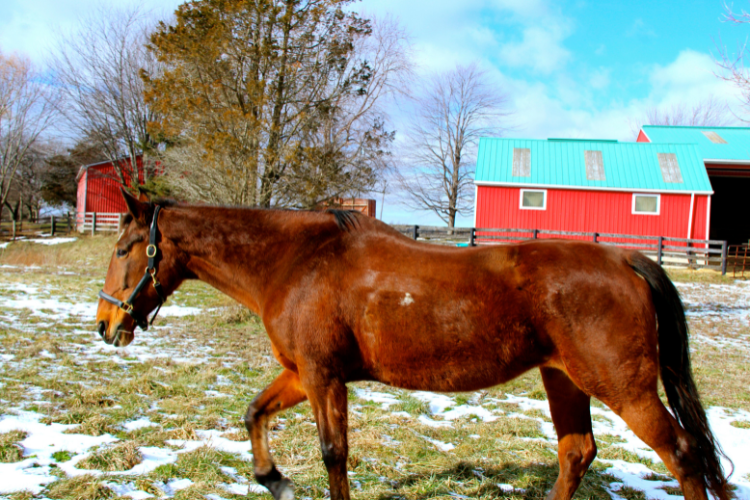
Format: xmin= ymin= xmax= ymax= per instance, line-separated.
xmin=1 ymin=0 xmax=747 ymax=225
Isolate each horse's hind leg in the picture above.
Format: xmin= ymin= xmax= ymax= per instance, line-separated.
xmin=541 ymin=367 xmax=597 ymax=500
xmin=611 ymin=392 xmax=711 ymax=500
xmin=245 ymin=369 xmax=308 ymax=500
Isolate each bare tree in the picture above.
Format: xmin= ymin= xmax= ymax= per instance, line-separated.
xmin=396 ymin=64 xmax=511 ymax=228
xmin=274 ymin=15 xmax=411 ymax=208
xmin=0 ymin=52 xmax=57 ymax=219
xmin=50 ymin=5 xmax=163 ymax=191
xmin=629 ymin=96 xmax=734 ymax=139
xmin=4 ymin=142 xmax=49 ymax=221
xmin=716 ymin=4 xmax=750 ymax=119
xmin=646 ymin=96 xmax=733 ymax=127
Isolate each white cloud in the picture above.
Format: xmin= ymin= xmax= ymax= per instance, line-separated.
xmin=488 ymin=47 xmax=741 ymax=144
xmin=498 ymin=25 xmax=572 ymax=74
xmin=649 ymin=49 xmax=731 ymax=100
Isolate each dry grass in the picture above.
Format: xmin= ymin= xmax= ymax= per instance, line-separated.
xmin=45 ymin=475 xmax=114 ymax=500
xmin=0 ymin=429 xmax=27 ymax=463
xmin=77 ymin=442 xmax=143 ymax=472
xmin=0 ymin=234 xmax=115 ymax=270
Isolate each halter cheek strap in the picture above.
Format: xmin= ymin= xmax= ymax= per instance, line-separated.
xmin=98 ymin=205 xmax=166 ymax=330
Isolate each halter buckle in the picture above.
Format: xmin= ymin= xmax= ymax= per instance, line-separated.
xmin=146 ymin=244 xmax=157 ymax=258
xmin=121 ymin=302 xmax=134 ymax=314
xmin=149 ymin=267 xmax=160 ymax=287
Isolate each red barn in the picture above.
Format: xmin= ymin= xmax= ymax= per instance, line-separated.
xmin=473 ymin=138 xmax=713 ymax=242
xmin=76 ymin=156 xmax=146 ymax=230
xmin=638 ymin=126 xmax=750 ymax=244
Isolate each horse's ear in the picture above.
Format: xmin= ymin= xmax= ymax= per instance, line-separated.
xmin=138 ymin=191 xmax=150 ymax=203
xmin=121 ymin=187 xmax=149 ymax=225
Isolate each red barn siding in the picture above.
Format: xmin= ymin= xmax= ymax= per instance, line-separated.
xmin=476 ymin=186 xmax=708 ymax=242
xmin=76 ymin=157 xmax=146 ymax=218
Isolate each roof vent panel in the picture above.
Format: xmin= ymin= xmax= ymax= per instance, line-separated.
xmin=657 ymin=153 xmax=683 ymax=183
xmin=584 ymin=150 xmax=605 ymax=181
xmin=512 ymin=148 xmax=531 ymax=177
xmin=702 ymin=131 xmax=727 ymax=144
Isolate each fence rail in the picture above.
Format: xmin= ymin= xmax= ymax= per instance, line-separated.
xmin=393 ymin=225 xmax=730 ymax=274
xmin=1 ymin=212 xmax=127 ymax=241
xmin=0 ymin=215 xmax=75 ymax=240
xmin=75 ymin=213 xmax=123 ymax=234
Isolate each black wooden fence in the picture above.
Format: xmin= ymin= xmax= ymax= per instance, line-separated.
xmin=392 ymin=225 xmax=730 ymax=274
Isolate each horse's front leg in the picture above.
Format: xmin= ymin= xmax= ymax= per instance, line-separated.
xmin=303 ymin=374 xmax=351 ymax=500
xmin=245 ymin=369 xmax=307 ymax=500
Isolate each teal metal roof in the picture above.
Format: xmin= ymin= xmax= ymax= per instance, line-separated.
xmin=475 ymin=138 xmax=713 ymax=194
xmin=642 ymin=125 xmax=750 ymax=162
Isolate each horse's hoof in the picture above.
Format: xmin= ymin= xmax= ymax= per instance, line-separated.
xmin=270 ymin=478 xmax=294 ymax=500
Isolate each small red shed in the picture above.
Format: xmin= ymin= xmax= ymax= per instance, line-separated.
xmin=76 ymin=156 xmax=145 ymax=229
xmin=473 ymin=138 xmax=713 ymax=241
xmin=320 ymin=197 xmax=377 ymax=217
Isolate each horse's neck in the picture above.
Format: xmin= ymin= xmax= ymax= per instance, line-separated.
xmin=167 ymin=207 xmax=311 ymax=314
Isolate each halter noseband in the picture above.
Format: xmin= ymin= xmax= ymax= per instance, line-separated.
xmin=98 ymin=206 xmax=166 ymax=330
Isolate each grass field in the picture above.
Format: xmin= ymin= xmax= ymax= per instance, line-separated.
xmin=0 ymin=234 xmax=749 ymax=500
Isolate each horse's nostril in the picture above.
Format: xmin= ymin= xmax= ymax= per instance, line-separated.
xmin=98 ymin=321 xmax=107 ymax=338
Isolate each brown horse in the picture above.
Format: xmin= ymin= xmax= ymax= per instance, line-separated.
xmin=96 ymin=189 xmax=731 ymax=500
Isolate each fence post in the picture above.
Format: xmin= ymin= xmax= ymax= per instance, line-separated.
xmin=470 ymin=228 xmax=476 ymax=247
xmin=91 ymin=213 xmax=97 ymax=236
xmin=412 ymin=225 xmax=419 ymax=240
xmin=592 ymin=232 xmax=598 ymax=243
xmin=51 ymin=215 xmax=56 ymax=236
xmin=66 ymin=214 xmax=71 ymax=233
xmin=11 ymin=220 xmax=16 ymax=241
xmin=532 ymin=229 xmax=538 ymax=239
xmin=118 ymin=213 xmax=125 ymax=234
xmin=721 ymin=241 xmax=728 ymax=276
xmin=657 ymin=236 xmax=663 ymax=266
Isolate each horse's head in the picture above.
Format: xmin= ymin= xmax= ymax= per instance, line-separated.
xmin=96 ymin=188 xmax=180 ymax=347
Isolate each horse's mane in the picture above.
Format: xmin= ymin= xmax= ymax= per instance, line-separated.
xmin=325 ymin=209 xmax=360 ymax=232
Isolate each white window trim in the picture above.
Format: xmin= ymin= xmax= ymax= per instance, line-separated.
xmin=632 ymin=193 xmax=660 ymax=215
xmin=520 ymin=189 xmax=547 ymax=210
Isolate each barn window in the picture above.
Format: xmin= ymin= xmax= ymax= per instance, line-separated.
xmin=657 ymin=153 xmax=683 ymax=183
xmin=632 ymin=194 xmax=660 ymax=215
xmin=520 ymin=189 xmax=546 ymax=210
xmin=701 ymin=131 xmax=727 ymax=144
xmin=512 ymin=148 xmax=531 ymax=177
xmin=584 ymin=150 xmax=605 ymax=181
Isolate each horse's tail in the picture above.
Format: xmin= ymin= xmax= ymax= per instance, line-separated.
xmin=628 ymin=252 xmax=731 ymax=500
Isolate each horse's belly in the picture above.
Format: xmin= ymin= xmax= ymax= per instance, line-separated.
xmin=354 ymin=290 xmax=547 ymax=392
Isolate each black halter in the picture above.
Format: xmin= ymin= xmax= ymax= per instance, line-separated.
xmin=98 ymin=206 xmax=166 ymax=330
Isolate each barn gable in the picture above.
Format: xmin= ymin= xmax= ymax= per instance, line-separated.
xmin=639 ymin=125 xmax=750 ymax=163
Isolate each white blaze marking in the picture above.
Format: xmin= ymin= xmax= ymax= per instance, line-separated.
xmin=400 ymin=293 xmax=414 ymax=306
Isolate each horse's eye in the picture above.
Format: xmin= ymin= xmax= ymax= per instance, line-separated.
xmin=116 ymin=249 xmax=128 ymax=258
